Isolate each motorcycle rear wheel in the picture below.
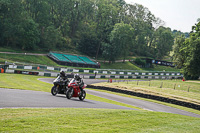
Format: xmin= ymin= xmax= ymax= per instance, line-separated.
xmin=79 ymin=90 xmax=86 ymax=101
xmin=66 ymin=87 xmax=73 ymax=99
xmin=51 ymin=85 xmax=58 ymax=96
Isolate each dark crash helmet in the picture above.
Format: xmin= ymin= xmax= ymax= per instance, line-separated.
xmin=60 ymin=70 xmax=65 ymax=77
xmin=74 ymin=74 xmax=80 ymax=80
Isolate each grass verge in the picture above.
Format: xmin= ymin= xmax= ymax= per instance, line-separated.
xmin=0 ymin=53 xmax=57 ymax=66
xmin=100 ymin=61 xmax=142 ymax=70
xmin=1 ymin=108 xmax=200 ymax=133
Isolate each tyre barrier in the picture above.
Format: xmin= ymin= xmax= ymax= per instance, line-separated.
xmin=87 ymin=85 xmax=200 ymax=111
xmin=14 ymin=70 xmax=39 ymax=75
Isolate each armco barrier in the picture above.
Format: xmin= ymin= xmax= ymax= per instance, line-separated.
xmin=8 ymin=65 xmax=182 ymax=77
xmin=4 ymin=69 xmax=182 ymax=79
xmin=87 ymin=85 xmax=200 ymax=111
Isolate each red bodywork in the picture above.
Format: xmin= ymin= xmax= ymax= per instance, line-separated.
xmin=68 ymin=79 xmax=87 ymax=97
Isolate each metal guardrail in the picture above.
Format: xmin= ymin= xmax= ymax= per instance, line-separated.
xmin=6 ymin=64 xmax=182 ymax=76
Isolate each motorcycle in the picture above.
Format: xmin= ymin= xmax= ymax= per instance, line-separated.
xmin=66 ymin=78 xmax=87 ymax=101
xmin=51 ymin=75 xmax=69 ymax=96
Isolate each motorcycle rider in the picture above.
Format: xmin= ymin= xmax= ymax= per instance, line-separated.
xmin=74 ymin=74 xmax=84 ymax=92
xmin=60 ymin=70 xmax=69 ymax=85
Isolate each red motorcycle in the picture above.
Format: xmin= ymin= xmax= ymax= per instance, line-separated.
xmin=66 ymin=78 xmax=87 ymax=101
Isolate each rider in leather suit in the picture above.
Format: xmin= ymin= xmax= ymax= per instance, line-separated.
xmin=60 ymin=70 xmax=69 ymax=85
xmin=74 ymin=74 xmax=84 ymax=92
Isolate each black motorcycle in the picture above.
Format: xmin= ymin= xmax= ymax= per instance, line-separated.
xmin=51 ymin=75 xmax=69 ymax=96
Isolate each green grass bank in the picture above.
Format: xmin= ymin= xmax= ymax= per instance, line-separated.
xmin=0 ymin=52 xmax=180 ymax=71
xmin=1 ymin=108 xmax=200 ymax=133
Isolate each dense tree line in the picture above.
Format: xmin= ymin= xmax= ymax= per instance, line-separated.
xmin=0 ymin=0 xmax=174 ymax=62
xmin=173 ymin=21 xmax=200 ymax=79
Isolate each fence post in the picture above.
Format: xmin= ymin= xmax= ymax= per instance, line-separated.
xmin=137 ymin=81 xmax=139 ymax=85
xmin=188 ymin=86 xmax=190 ymax=92
xmin=174 ymin=83 xmax=176 ymax=90
xmin=160 ymin=82 xmax=163 ymax=88
xmin=149 ymin=81 xmax=151 ymax=86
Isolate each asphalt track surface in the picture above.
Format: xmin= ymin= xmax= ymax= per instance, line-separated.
xmin=0 ymin=88 xmax=133 ymax=110
xmin=1 ymin=78 xmax=200 ymax=118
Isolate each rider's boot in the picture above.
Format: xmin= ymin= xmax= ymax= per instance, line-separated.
xmin=80 ymin=87 xmax=83 ymax=95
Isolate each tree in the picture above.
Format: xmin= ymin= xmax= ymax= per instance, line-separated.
xmin=184 ymin=22 xmax=200 ymax=79
xmin=124 ymin=3 xmax=158 ymax=57
xmin=40 ymin=25 xmax=63 ymax=51
xmin=0 ymin=0 xmax=24 ymax=47
xmin=1 ymin=0 xmax=176 ymax=61
xmin=172 ymin=35 xmax=186 ymax=68
xmin=24 ymin=0 xmax=51 ymax=28
xmin=173 ymin=22 xmax=200 ymax=79
xmin=109 ymin=23 xmax=135 ymax=62
xmin=18 ymin=19 xmax=40 ymax=50
xmin=197 ymin=18 xmax=200 ymax=23
xmin=95 ymin=0 xmax=121 ymax=59
xmin=78 ymin=33 xmax=99 ymax=56
xmin=152 ymin=26 xmax=174 ymax=59
xmin=101 ymin=42 xmax=114 ymax=63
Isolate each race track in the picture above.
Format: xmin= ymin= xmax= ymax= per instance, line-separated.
xmin=0 ymin=88 xmax=133 ymax=110
xmin=0 ymin=78 xmax=200 ymax=118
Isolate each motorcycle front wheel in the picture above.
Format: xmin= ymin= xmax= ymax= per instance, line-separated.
xmin=51 ymin=85 xmax=58 ymax=96
xmin=66 ymin=87 xmax=74 ymax=99
xmin=79 ymin=90 xmax=86 ymax=101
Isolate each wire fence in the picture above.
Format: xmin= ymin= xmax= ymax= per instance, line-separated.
xmin=111 ymin=79 xmax=200 ymax=94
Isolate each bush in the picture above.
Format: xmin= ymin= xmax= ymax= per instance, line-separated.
xmin=184 ymin=72 xmax=199 ymax=80
xmin=135 ymin=58 xmax=146 ymax=67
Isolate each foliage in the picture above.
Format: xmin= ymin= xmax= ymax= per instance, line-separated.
xmin=173 ymin=22 xmax=200 ymax=79
xmin=184 ymin=22 xmax=200 ymax=79
xmin=18 ymin=19 xmax=40 ymax=50
xmin=0 ymin=0 xmax=174 ymax=60
xmin=134 ymin=58 xmax=146 ymax=67
xmin=102 ymin=23 xmax=135 ymax=63
xmin=40 ymin=25 xmax=64 ymax=51
xmin=78 ymin=31 xmax=100 ymax=56
xmin=152 ymin=26 xmax=174 ymax=59
xmin=172 ymin=30 xmax=189 ymax=38
xmin=172 ymin=35 xmax=186 ymax=68
xmin=109 ymin=23 xmax=135 ymax=62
